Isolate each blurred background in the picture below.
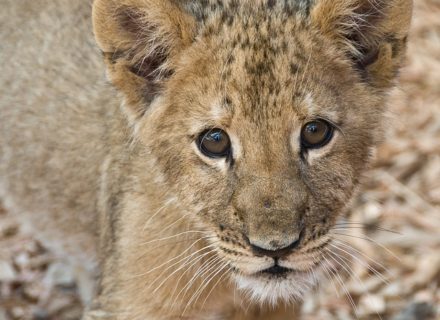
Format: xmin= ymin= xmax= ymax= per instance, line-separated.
xmin=0 ymin=0 xmax=439 ymax=319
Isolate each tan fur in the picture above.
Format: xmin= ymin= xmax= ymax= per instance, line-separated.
xmin=0 ymin=0 xmax=412 ymax=319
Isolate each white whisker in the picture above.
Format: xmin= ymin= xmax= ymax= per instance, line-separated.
xmin=152 ymin=249 xmax=217 ymax=294
xmin=322 ymin=254 xmax=359 ymax=317
xmin=184 ymin=261 xmax=230 ymax=315
xmin=172 ymin=255 xmax=223 ymax=306
xmin=133 ymin=238 xmax=213 ymax=278
xmin=142 ymin=197 xmax=176 ymax=231
xmin=181 ymin=260 xmax=226 ymax=316
xmin=138 ymin=230 xmax=210 ymax=246
xmin=329 ymin=241 xmax=391 ymax=285
xmin=330 ymin=232 xmax=402 ymax=262
xmin=201 ymin=265 xmax=232 ymax=310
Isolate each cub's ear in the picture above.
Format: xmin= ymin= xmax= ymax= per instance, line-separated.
xmin=92 ymin=0 xmax=196 ymax=120
xmin=311 ymin=0 xmax=413 ymax=88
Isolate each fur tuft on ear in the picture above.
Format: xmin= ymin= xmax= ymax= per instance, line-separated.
xmin=311 ymin=0 xmax=413 ymax=88
xmin=92 ymin=0 xmax=196 ymax=120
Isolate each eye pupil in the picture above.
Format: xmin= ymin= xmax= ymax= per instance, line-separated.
xmin=301 ymin=120 xmax=334 ymax=149
xmin=198 ymin=129 xmax=231 ymax=158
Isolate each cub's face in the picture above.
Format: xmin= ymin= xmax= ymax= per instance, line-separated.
xmin=94 ymin=0 xmax=412 ymax=304
xmin=143 ymin=18 xmax=379 ymax=303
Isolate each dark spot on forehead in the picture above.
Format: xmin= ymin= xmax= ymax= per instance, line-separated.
xmin=221 ymin=95 xmax=235 ymax=112
xmin=245 ymin=60 xmax=274 ymax=77
xmin=220 ymin=10 xmax=235 ymax=26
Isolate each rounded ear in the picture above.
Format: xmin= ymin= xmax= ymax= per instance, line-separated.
xmin=92 ymin=0 xmax=196 ymax=121
xmin=311 ymin=0 xmax=413 ymax=88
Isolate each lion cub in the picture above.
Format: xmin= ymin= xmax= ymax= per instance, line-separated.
xmin=0 ymin=0 xmax=412 ymax=319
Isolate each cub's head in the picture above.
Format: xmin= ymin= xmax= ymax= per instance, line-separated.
xmin=93 ymin=0 xmax=412 ymax=304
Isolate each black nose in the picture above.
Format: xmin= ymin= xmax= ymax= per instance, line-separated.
xmin=248 ymin=232 xmax=303 ymax=258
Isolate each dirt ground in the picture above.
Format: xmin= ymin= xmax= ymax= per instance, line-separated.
xmin=1 ymin=1 xmax=439 ymax=319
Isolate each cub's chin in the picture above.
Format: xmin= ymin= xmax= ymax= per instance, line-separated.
xmin=232 ymin=268 xmax=318 ymax=306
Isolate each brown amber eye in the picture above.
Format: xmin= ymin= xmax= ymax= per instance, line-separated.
xmin=198 ymin=129 xmax=231 ymax=158
xmin=301 ymin=120 xmax=334 ymax=149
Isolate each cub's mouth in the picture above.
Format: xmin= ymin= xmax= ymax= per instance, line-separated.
xmin=232 ymin=263 xmax=320 ymax=304
xmin=261 ymin=264 xmax=293 ymax=276
xmin=215 ymin=229 xmax=331 ymax=304
xmin=255 ymin=255 xmax=322 ymax=279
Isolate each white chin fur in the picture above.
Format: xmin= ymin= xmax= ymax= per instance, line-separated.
xmin=233 ymin=272 xmax=316 ymax=306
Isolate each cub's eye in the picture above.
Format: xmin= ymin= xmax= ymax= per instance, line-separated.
xmin=301 ymin=120 xmax=334 ymax=149
xmin=198 ymin=128 xmax=231 ymax=158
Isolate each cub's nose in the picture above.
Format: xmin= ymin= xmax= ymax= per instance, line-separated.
xmin=247 ymin=231 xmax=303 ymax=258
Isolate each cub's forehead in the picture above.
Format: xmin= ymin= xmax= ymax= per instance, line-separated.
xmin=173 ymin=0 xmax=348 ymax=126
xmin=202 ymin=35 xmax=332 ymax=119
